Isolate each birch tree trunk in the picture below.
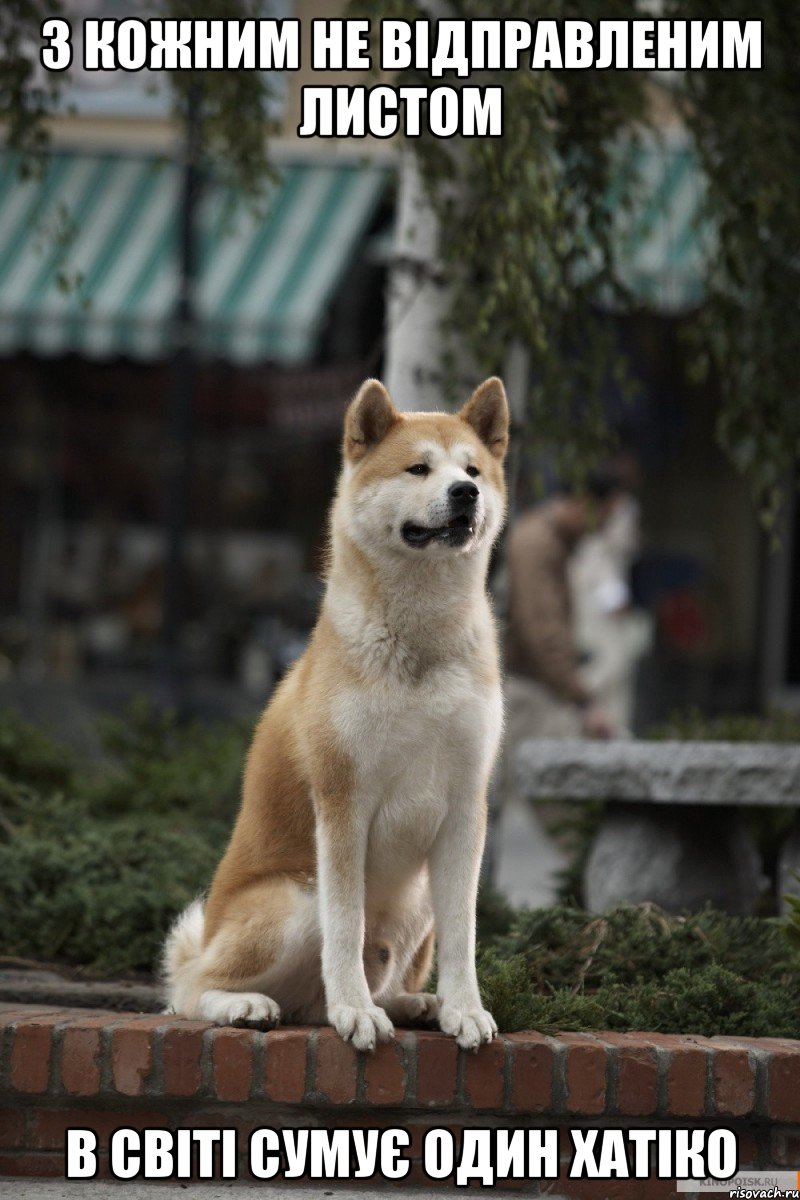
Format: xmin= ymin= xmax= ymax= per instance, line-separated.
xmin=383 ymin=150 xmax=454 ymax=412
xmin=384 ymin=150 xmax=528 ymax=420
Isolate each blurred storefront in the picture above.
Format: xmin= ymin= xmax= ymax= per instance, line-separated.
xmin=0 ymin=131 xmax=772 ymax=721
xmin=609 ymin=131 xmax=763 ymax=721
xmin=0 ymin=147 xmax=392 ymax=689
xmin=0 ymin=0 xmax=397 ymax=704
xmin=519 ymin=128 xmax=766 ymax=726
xmin=0 ymin=8 xmax=785 ymax=726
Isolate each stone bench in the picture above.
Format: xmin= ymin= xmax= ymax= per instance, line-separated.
xmin=516 ymin=740 xmax=800 ymax=914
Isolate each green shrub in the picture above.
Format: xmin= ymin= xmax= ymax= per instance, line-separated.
xmin=785 ymin=874 xmax=800 ymax=953
xmin=0 ymin=813 xmax=227 ymax=974
xmin=475 ymin=902 xmax=800 ymax=1037
xmin=90 ymin=697 xmax=248 ymax=819
xmin=478 ymin=959 xmax=799 ymax=1040
xmin=648 ymin=706 xmax=800 ymax=743
xmin=493 ymin=903 xmax=794 ymax=989
xmin=0 ymin=707 xmax=74 ymax=791
xmin=0 ymin=701 xmax=246 ymax=975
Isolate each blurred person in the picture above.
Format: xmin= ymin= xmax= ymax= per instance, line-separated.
xmin=570 ymin=490 xmax=653 ymax=733
xmin=504 ymin=468 xmax=628 ymax=743
xmin=489 ymin=469 xmax=628 ymax=908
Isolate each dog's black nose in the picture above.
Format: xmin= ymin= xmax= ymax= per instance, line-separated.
xmin=448 ymin=480 xmax=479 ymax=508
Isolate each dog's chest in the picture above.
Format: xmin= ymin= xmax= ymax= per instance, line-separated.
xmin=332 ymin=661 xmax=501 ymax=877
xmin=335 ymin=659 xmax=495 ymax=776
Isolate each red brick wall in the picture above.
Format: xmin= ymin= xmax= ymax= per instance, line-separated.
xmin=2 ymin=1004 xmax=799 ymax=1196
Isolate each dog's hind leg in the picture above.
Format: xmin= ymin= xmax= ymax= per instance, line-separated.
xmin=164 ymin=876 xmax=322 ymax=1027
xmin=403 ymin=925 xmax=436 ymax=994
xmin=198 ymin=988 xmax=281 ymax=1028
xmin=382 ymin=926 xmax=439 ymax=1025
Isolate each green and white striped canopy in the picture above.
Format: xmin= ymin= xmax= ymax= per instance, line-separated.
xmin=0 ymin=152 xmax=389 ymax=363
xmin=0 ymin=136 xmax=708 ymax=365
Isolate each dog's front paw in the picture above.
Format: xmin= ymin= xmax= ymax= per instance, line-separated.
xmin=438 ymin=1002 xmax=497 ymax=1050
xmin=329 ymin=1003 xmax=394 ymax=1051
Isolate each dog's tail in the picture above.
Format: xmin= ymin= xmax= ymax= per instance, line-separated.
xmin=161 ymin=898 xmax=206 ymax=1014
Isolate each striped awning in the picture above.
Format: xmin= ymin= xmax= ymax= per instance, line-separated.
xmin=0 ymin=152 xmax=389 ymax=364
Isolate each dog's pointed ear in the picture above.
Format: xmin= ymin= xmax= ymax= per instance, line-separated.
xmin=344 ymin=379 xmax=400 ymax=462
xmin=459 ymin=377 xmax=509 ymax=460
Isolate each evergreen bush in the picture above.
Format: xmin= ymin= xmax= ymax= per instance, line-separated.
xmin=1 ymin=706 xmax=799 ymax=1035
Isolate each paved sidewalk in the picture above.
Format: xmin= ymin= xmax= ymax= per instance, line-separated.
xmin=493 ymin=796 xmax=567 ymax=909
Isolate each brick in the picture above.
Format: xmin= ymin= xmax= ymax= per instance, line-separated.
xmin=211 ymin=1028 xmax=254 ymax=1102
xmin=601 ymin=1033 xmax=658 ymax=1116
xmin=415 ymin=1032 xmax=457 ymax=1107
xmin=628 ymin=1033 xmax=710 ymax=1122
xmin=508 ymin=1033 xmax=555 ymax=1114
xmin=111 ymin=1023 xmax=157 ymax=1096
xmin=0 ymin=1006 xmax=63 ymax=1025
xmin=712 ymin=1047 xmax=755 ymax=1117
xmin=29 ymin=1108 xmax=167 ymax=1150
xmin=320 ymin=1114 xmax=436 ymax=1162
xmin=403 ymin=1151 xmax=527 ymax=1192
xmin=61 ymin=1026 xmax=104 ymax=1097
xmin=562 ymin=1033 xmax=606 ymax=1115
xmin=68 ymin=1007 xmax=122 ymax=1020
xmin=314 ymin=1029 xmax=358 ymax=1104
xmin=771 ymin=1127 xmax=800 ymax=1167
xmin=463 ymin=1036 xmax=506 ymax=1110
xmin=748 ymin=1037 xmax=800 ymax=1053
xmin=174 ymin=1109 xmax=250 ymax=1131
xmin=464 ymin=1169 xmax=528 ymax=1193
xmin=10 ymin=1017 xmax=61 ymax=1093
xmin=59 ymin=1013 xmax=123 ymax=1098
xmin=363 ymin=1035 xmax=407 ymax=1105
xmin=162 ymin=1022 xmax=207 ymax=1098
xmin=491 ymin=1179 xmax=528 ymax=1194
xmin=552 ymin=1178 xmax=635 ymax=1200
xmin=639 ymin=1179 xmax=691 ymax=1200
xmin=0 ymin=1151 xmax=64 ymax=1178
xmin=0 ymin=1107 xmax=26 ymax=1149
xmin=661 ymin=1040 xmax=708 ymax=1118
xmin=769 ymin=1048 xmax=800 ymax=1122
xmin=555 ymin=1179 xmax=675 ymax=1200
xmin=404 ymin=1159 xmax=454 ymax=1189
xmin=403 ymin=1119 xmax=444 ymax=1161
xmin=263 ymin=1029 xmax=308 ymax=1103
xmin=735 ymin=1129 xmax=759 ymax=1168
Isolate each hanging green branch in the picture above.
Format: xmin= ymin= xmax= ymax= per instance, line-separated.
xmin=0 ymin=0 xmax=278 ymax=193
xmin=664 ymin=0 xmax=800 ymax=529
xmin=355 ymin=0 xmax=650 ymax=483
xmin=1 ymin=0 xmax=63 ymax=166
xmin=165 ymin=0 xmax=279 ymax=195
xmin=360 ymin=0 xmax=800 ymax=518
xmin=4 ymin=1 xmax=799 ymax=516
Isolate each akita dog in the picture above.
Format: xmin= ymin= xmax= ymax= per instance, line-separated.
xmin=163 ymin=376 xmax=509 ymax=1051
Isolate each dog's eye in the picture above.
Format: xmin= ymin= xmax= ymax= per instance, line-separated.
xmin=466 ymin=465 xmax=480 ymax=478
xmin=406 ymin=463 xmax=430 ymax=476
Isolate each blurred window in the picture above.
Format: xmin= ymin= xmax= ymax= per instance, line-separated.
xmin=55 ymin=0 xmax=292 ymax=120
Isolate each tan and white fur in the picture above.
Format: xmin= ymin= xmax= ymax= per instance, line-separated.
xmin=163 ymin=377 xmax=509 ymax=1051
